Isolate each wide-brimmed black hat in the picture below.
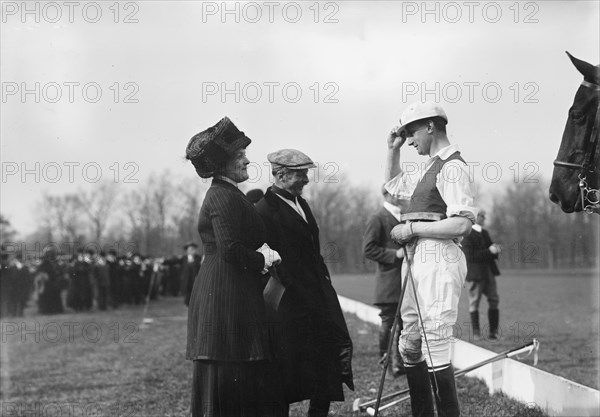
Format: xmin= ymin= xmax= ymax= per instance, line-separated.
xmin=186 ymin=117 xmax=251 ymax=178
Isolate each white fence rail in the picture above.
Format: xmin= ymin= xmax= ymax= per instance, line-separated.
xmin=338 ymin=295 xmax=600 ymax=417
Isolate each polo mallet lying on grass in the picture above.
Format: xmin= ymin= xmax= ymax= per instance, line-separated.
xmin=353 ymin=339 xmax=540 ymax=415
xmin=141 ymin=263 xmax=159 ymax=329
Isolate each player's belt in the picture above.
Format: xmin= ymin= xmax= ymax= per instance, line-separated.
xmin=400 ymin=212 xmax=445 ymax=223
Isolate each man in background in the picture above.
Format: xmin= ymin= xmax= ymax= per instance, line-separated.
xmin=106 ymin=249 xmax=121 ymax=308
xmin=93 ymin=251 xmax=110 ymax=311
xmin=462 ymin=208 xmax=501 ymax=340
xmin=363 ymin=186 xmax=409 ymax=377
xmin=180 ymin=242 xmax=202 ymax=307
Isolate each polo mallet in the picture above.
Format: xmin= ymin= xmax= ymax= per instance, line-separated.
xmin=370 ymin=247 xmax=412 ymax=417
xmin=141 ymin=264 xmax=159 ymax=329
xmin=358 ymin=339 xmax=540 ymax=415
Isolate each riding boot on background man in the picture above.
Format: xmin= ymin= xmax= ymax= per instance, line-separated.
xmin=488 ymin=308 xmax=500 ymax=340
xmin=470 ymin=311 xmax=480 ymax=340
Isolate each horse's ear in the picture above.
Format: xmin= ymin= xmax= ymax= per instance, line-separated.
xmin=566 ymin=51 xmax=600 ymax=85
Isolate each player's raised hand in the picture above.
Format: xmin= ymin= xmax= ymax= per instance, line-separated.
xmin=387 ymin=126 xmax=405 ymax=150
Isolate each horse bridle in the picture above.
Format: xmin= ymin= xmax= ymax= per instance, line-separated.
xmin=553 ymin=81 xmax=600 ymax=214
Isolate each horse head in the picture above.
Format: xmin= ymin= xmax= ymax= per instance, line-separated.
xmin=549 ymin=52 xmax=600 ymax=213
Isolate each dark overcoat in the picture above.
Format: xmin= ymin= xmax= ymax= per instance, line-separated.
xmin=255 ymin=187 xmax=354 ymax=403
xmin=362 ymin=207 xmax=403 ymax=305
xmin=462 ymin=228 xmax=500 ymax=282
xmin=37 ymin=259 xmax=64 ymax=315
xmin=186 ymin=178 xmax=271 ymax=362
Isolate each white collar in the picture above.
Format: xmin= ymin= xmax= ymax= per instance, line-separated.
xmin=472 ymin=224 xmax=482 ymax=233
xmin=383 ymin=201 xmax=402 ymax=221
xmin=426 ymin=144 xmax=460 ymax=167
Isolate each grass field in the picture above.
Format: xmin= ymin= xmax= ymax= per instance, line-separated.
xmin=0 ymin=294 xmax=549 ymax=417
xmin=331 ymin=269 xmax=600 ymax=390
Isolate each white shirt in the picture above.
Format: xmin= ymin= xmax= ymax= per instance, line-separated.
xmin=275 ymin=193 xmax=308 ymax=223
xmin=384 ymin=144 xmax=477 ymax=222
xmin=383 ymin=201 xmax=402 ymax=222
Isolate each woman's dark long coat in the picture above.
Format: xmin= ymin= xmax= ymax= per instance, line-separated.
xmin=37 ymin=258 xmax=64 ymax=315
xmin=186 ymin=178 xmax=271 ymax=362
xmin=255 ymin=187 xmax=354 ymax=403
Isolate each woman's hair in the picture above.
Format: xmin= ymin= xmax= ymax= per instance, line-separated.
xmin=185 ymin=129 xmax=227 ymax=178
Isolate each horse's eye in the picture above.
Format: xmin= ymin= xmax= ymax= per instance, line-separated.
xmin=569 ymin=108 xmax=585 ymax=120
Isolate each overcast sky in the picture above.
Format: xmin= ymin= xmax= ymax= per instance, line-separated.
xmin=1 ymin=1 xmax=599 ymax=236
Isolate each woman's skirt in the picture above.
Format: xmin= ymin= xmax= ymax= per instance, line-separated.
xmin=191 ymin=360 xmax=286 ymax=417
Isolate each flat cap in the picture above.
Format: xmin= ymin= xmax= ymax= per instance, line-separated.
xmin=398 ymin=101 xmax=448 ymax=134
xmin=267 ymin=149 xmax=317 ymax=170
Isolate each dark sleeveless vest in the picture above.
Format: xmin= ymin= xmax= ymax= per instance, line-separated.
xmin=406 ymin=151 xmax=466 ymax=216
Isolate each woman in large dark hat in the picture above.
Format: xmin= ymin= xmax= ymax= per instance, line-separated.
xmin=185 ymin=117 xmax=284 ymax=417
xmin=36 ymin=247 xmax=65 ymax=315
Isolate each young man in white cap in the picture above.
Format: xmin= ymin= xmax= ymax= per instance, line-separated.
xmin=385 ymin=101 xmax=477 ymax=417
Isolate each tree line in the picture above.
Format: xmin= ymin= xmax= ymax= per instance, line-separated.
xmin=2 ymin=172 xmax=598 ymax=272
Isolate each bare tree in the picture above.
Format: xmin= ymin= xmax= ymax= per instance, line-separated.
xmin=76 ymin=181 xmax=119 ymax=243
xmin=37 ymin=193 xmax=84 ymax=244
xmin=307 ymin=175 xmax=379 ymax=273
xmin=0 ymin=214 xmax=17 ymax=246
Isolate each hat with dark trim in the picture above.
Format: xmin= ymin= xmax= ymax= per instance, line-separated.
xmin=267 ymin=149 xmax=317 ymax=170
xmin=186 ymin=117 xmax=251 ymax=178
xmin=398 ymin=101 xmax=448 ymax=134
xmin=183 ymin=242 xmax=198 ymax=250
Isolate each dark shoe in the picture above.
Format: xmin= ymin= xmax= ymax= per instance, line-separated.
xmin=470 ymin=311 xmax=480 ymax=340
xmin=405 ymin=361 xmax=434 ymax=417
xmin=430 ymin=364 xmax=460 ymax=417
xmin=488 ymin=309 xmax=500 ymax=339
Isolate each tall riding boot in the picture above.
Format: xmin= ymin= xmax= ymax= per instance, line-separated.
xmin=405 ymin=361 xmax=434 ymax=417
xmin=488 ymin=309 xmax=499 ymax=339
xmin=469 ymin=311 xmax=480 ymax=339
xmin=430 ymin=364 xmax=460 ymax=417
